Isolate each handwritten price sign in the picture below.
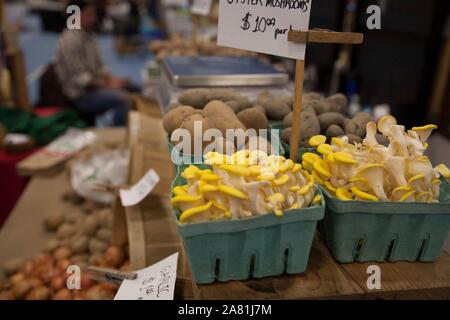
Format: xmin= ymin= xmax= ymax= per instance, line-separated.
xmin=218 ymin=0 xmax=312 ymax=59
xmin=115 ymin=253 xmax=178 ymax=300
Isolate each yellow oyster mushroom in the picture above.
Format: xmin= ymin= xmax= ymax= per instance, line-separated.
xmin=377 ymin=115 xmax=397 ymax=134
xmin=218 ymin=164 xmax=251 ymax=177
xmin=298 ymin=184 xmax=313 ymax=195
xmin=399 ymin=190 xmax=415 ymax=202
xmin=311 ymin=170 xmax=325 ymax=185
xmin=436 ymin=163 xmax=450 ymax=179
xmin=200 ymin=173 xmax=221 ymax=182
xmin=317 ymin=143 xmax=333 ymax=155
xmin=171 ymin=194 xmax=203 ymax=205
xmin=289 ymin=186 xmax=301 ymax=192
xmin=324 ymin=180 xmax=337 ymax=194
xmin=331 ymin=137 xmax=345 ymax=147
xmin=408 ymin=174 xmax=427 ymax=192
xmin=302 ymin=152 xmax=321 ymax=165
xmin=292 ymin=163 xmax=302 ymax=173
xmin=179 ymin=201 xmax=213 ymax=223
xmin=249 ymin=165 xmax=262 ymax=176
xmin=256 ymin=172 xmax=276 ymax=181
xmin=211 ymin=199 xmax=228 ymax=211
xmin=199 ymin=184 xmax=219 ymax=193
xmin=181 ymin=165 xmax=201 ymax=179
xmin=336 ymin=188 xmax=353 ymax=201
xmin=351 ymin=186 xmax=378 ymax=202
xmin=218 ymin=185 xmax=248 ymax=200
xmin=279 ymin=159 xmax=294 ymax=173
xmin=289 ymin=203 xmax=300 ymax=210
xmin=312 ymin=194 xmax=322 ymax=204
xmin=268 ymin=193 xmax=285 ymax=217
xmin=412 ymin=124 xmax=438 ymax=144
xmin=392 ymin=185 xmax=414 ymax=201
xmin=309 ymin=135 xmax=327 ymax=147
xmin=415 ymin=191 xmax=431 ymax=202
xmin=172 ymin=185 xmax=188 ymax=196
xmin=274 ymin=174 xmax=290 ymax=186
xmin=334 ymin=152 xmax=358 ymax=164
xmin=313 ymin=159 xmax=332 ymax=178
xmin=357 ymin=164 xmax=388 ymax=200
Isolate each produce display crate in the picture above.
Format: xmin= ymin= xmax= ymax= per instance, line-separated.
xmin=172 ymin=164 xmax=325 ymax=284
xmin=320 ymin=180 xmax=450 ymax=263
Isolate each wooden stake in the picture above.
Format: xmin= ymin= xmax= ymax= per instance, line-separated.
xmin=289 ymin=59 xmax=305 ymax=162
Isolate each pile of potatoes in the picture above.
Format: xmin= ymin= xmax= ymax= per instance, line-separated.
xmin=281 ymin=92 xmax=384 ymax=147
xmin=149 ymin=34 xmax=257 ymax=61
xmin=164 ymin=97 xmax=271 ymax=154
xmin=0 ymin=192 xmax=130 ymax=300
xmin=165 ymin=88 xmax=382 ymax=152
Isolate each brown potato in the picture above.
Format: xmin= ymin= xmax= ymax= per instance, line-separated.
xmin=178 ymin=88 xmax=210 ymax=108
xmin=340 ymin=134 xmax=362 ymax=144
xmin=203 ymin=100 xmax=246 ymax=134
xmin=326 ymin=125 xmax=345 ymax=140
xmin=81 ymin=215 xmax=100 ymax=237
xmin=43 ymin=212 xmax=64 ymax=231
xmin=3 ymin=258 xmax=24 ymax=277
xmin=56 ymin=223 xmax=77 ymax=239
xmin=345 ymin=116 xmax=370 ymax=137
xmin=326 ymin=93 xmax=348 ymax=114
xmin=318 ymin=112 xmax=347 ymax=131
xmin=70 ymin=235 xmax=89 ymax=254
xmin=162 ymin=106 xmax=199 ymax=135
xmin=237 ymin=107 xmax=268 ymax=131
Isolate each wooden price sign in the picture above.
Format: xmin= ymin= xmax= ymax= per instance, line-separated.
xmin=217 ymin=0 xmax=363 ymax=161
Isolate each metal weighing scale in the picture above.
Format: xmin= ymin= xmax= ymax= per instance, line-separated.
xmin=156 ymin=56 xmax=291 ymax=113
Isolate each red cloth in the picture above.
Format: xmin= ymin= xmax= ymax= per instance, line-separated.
xmin=0 ymin=148 xmax=39 ymax=227
xmin=32 ymin=106 xmax=62 ymax=117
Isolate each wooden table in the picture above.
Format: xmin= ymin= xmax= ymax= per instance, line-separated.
xmin=1 ymin=125 xmax=449 ymax=299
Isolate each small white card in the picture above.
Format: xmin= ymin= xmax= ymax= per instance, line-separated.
xmin=119 ymin=169 xmax=160 ymax=207
xmin=217 ymin=0 xmax=313 ymax=59
xmin=114 ymin=253 xmax=179 ymax=300
xmin=191 ymin=0 xmax=213 ymax=16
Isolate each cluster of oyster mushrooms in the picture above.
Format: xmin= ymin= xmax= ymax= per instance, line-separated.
xmin=302 ymin=115 xmax=450 ymax=202
xmin=171 ymin=151 xmax=321 ymax=223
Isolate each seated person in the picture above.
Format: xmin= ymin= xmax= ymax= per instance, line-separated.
xmin=53 ymin=0 xmax=131 ymax=126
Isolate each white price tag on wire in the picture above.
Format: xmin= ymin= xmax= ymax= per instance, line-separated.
xmin=114 ymin=253 xmax=179 ymax=300
xmin=191 ymin=0 xmax=212 ymax=16
xmin=119 ymin=169 xmax=160 ymax=207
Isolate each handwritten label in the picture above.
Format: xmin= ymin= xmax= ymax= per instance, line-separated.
xmin=218 ymin=0 xmax=312 ymax=59
xmin=191 ymin=0 xmax=213 ymax=16
xmin=119 ymin=169 xmax=160 ymax=207
xmin=114 ymin=253 xmax=178 ymax=300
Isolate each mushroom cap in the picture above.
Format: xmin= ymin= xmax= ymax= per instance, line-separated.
xmin=336 ymin=188 xmax=353 ymax=201
xmin=351 ymin=186 xmax=378 ymax=201
xmin=313 ymin=160 xmax=332 ymax=178
xmin=334 ymin=152 xmax=358 ymax=164
xmin=218 ymin=164 xmax=251 ymax=177
xmin=179 ymin=201 xmax=213 ymax=223
xmin=309 ymin=135 xmax=327 ymax=147
xmin=317 ymin=143 xmax=333 ymax=155
xmin=171 ymin=194 xmax=203 ymax=204
xmin=436 ymin=163 xmax=450 ymax=179
xmin=218 ymin=185 xmax=248 ymax=199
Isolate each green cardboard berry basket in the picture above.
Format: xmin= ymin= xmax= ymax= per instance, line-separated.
xmin=171 ymin=164 xmax=325 ymax=284
xmin=319 ymin=180 xmax=450 ymax=263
